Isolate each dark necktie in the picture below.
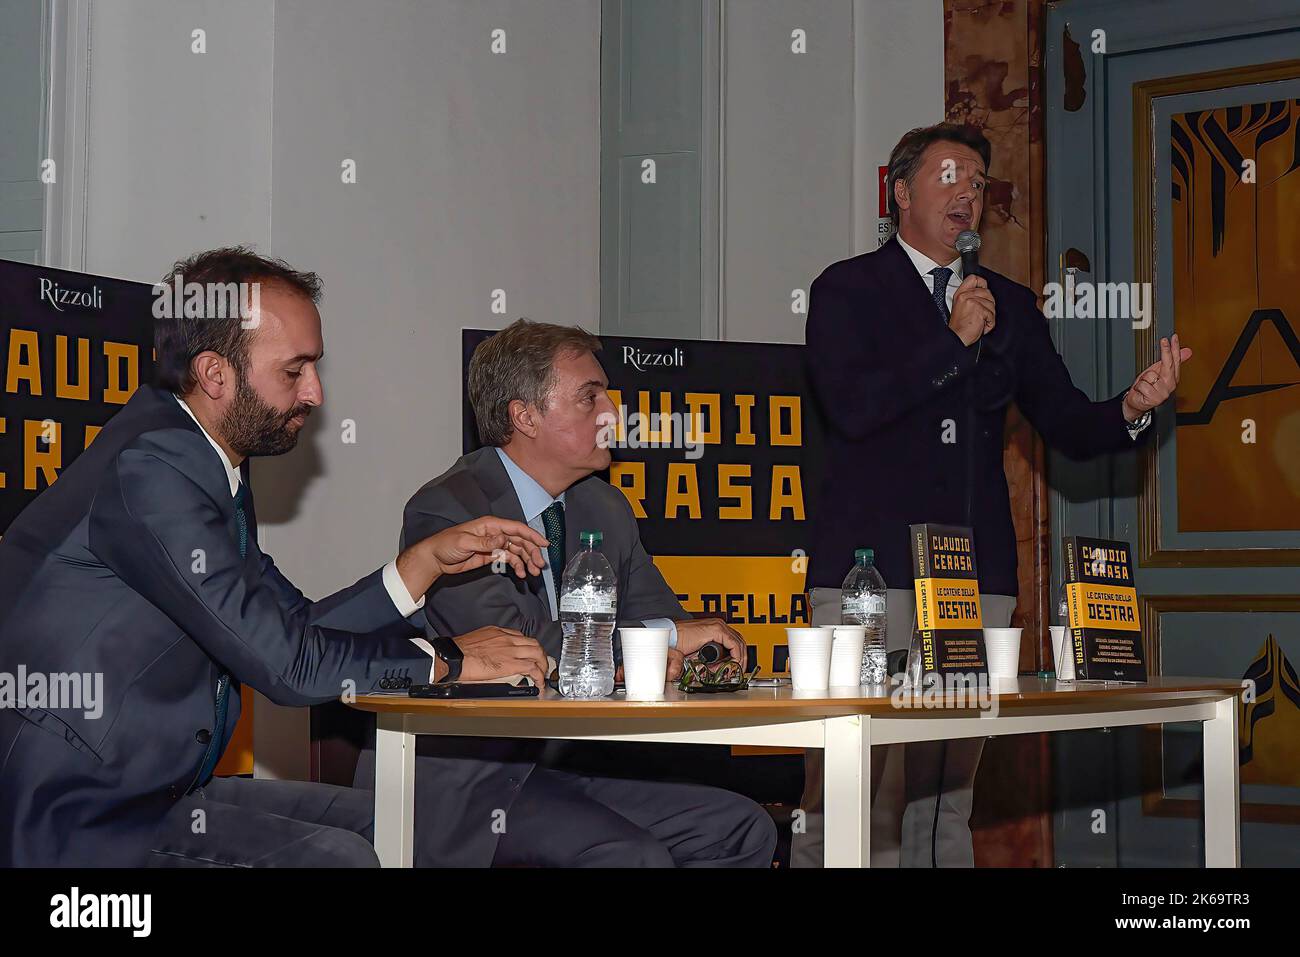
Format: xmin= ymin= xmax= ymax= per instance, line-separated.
xmin=191 ymin=483 xmax=245 ymax=791
xmin=929 ymin=266 xmax=953 ymax=322
xmin=541 ymin=501 xmax=565 ymax=577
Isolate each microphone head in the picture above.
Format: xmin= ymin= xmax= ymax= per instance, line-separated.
xmin=697 ymin=641 xmax=729 ymax=664
xmin=955 ymin=230 xmax=982 ymax=254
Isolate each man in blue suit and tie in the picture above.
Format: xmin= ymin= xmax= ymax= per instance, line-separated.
xmin=797 ymin=123 xmax=1191 ymax=867
xmin=0 ymin=247 xmax=550 ymax=867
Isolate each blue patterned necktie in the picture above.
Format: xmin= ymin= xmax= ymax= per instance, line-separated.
xmin=929 ymin=266 xmax=953 ymax=322
xmin=190 ymin=483 xmax=245 ymax=791
xmin=541 ymin=501 xmax=565 ymax=576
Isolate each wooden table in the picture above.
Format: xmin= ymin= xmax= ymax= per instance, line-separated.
xmin=350 ymin=676 xmax=1242 ymax=868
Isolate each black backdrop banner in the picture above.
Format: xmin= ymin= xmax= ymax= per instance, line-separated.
xmin=462 ymin=329 xmax=825 ymax=674
xmin=1 ymin=260 xmax=155 ymax=533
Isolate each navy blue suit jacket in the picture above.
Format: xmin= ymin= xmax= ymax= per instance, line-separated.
xmin=0 ymin=385 xmax=429 ymax=866
xmin=805 ymin=237 xmax=1151 ymax=597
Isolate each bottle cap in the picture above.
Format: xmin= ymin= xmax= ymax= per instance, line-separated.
xmin=854 ymin=547 xmax=874 ymax=563
xmin=581 ymin=530 xmax=603 ymax=546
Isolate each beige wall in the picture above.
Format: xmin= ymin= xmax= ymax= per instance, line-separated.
xmin=58 ymin=0 xmax=942 ymax=773
xmin=721 ymin=0 xmax=944 ymax=345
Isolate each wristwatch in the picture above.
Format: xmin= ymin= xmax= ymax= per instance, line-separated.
xmin=432 ymin=636 xmax=463 ymax=683
xmin=1127 ymin=409 xmax=1153 ymax=438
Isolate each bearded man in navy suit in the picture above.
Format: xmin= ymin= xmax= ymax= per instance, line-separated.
xmin=0 ymin=247 xmax=549 ymax=867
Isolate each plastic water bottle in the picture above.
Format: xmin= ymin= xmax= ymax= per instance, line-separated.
xmin=841 ymin=548 xmax=888 ymax=684
xmin=558 ymin=530 xmax=617 ymax=698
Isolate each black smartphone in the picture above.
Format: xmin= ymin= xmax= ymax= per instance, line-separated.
xmin=409 ymin=682 xmax=539 ymax=699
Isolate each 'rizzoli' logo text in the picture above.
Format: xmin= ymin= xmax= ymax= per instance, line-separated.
xmin=39 ymin=278 xmax=103 ymax=312
xmin=622 ymin=346 xmax=685 ymax=372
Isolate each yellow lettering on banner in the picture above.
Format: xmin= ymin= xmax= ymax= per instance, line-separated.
xmin=718 ymin=464 xmax=752 ymax=520
xmin=610 ymin=461 xmax=647 ymax=518
xmin=769 ymin=465 xmax=804 ymax=520
xmin=606 ymin=389 xmax=626 ymax=441
xmin=769 ymin=396 xmax=801 ymax=447
xmin=103 ymin=341 xmax=139 ymax=405
xmin=55 ymin=335 xmax=90 ymax=401
xmin=664 ymin=463 xmax=701 ymax=519
xmin=25 ymin=419 xmax=61 ymax=490
xmin=683 ymin=392 xmax=721 ymax=444
xmin=734 ymin=395 xmax=756 ymax=446
xmin=652 ymin=554 xmax=810 ymax=677
xmin=636 ymin=390 xmax=674 ymax=443
xmin=6 ymin=329 xmax=42 ymax=396
xmin=84 ymin=424 xmax=102 ymax=448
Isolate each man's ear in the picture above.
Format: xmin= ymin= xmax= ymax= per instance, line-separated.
xmin=191 ymin=351 xmax=232 ymax=402
xmin=508 ymin=398 xmax=539 ymax=440
xmin=893 ymin=176 xmax=911 ymax=215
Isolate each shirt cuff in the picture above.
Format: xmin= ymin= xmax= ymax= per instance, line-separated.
xmin=1126 ymin=409 xmax=1153 ymax=440
xmin=642 ymin=618 xmax=679 ymax=649
xmin=382 ymin=559 xmax=426 ymax=617
xmin=409 ymin=636 xmax=440 ymax=684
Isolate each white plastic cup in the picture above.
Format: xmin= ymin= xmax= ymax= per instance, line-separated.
xmin=829 ymin=626 xmax=866 ymax=687
xmin=619 ymin=627 xmax=670 ymax=697
xmin=786 ymin=627 xmax=834 ymax=690
xmin=983 ymin=627 xmax=1023 ymax=680
xmin=1050 ymin=625 xmax=1076 ymax=680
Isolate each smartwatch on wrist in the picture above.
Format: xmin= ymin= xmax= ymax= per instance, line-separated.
xmin=432 ymin=636 xmax=463 ymax=683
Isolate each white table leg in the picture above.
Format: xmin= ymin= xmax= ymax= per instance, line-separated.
xmin=823 ymin=714 xmax=871 ymax=868
xmin=1202 ymin=695 xmax=1240 ymax=868
xmin=373 ymin=713 xmax=416 ymax=868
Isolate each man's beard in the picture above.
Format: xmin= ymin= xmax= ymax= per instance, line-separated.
xmin=219 ymin=371 xmax=311 ymax=458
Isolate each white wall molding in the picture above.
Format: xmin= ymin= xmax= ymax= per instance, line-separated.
xmin=40 ymin=0 xmax=92 ymax=270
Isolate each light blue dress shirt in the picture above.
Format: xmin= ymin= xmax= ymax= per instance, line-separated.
xmin=494 ymin=447 xmax=677 ymax=647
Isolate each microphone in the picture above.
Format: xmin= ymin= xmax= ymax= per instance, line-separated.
xmin=955 ymin=229 xmax=999 ymax=361
xmin=696 ymin=641 xmax=731 ymax=664
xmin=955 ymin=229 xmax=981 ymax=279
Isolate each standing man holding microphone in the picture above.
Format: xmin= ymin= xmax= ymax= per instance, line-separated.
xmin=796 ymin=123 xmax=1190 ymax=867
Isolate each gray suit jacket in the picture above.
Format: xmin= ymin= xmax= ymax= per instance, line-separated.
xmin=353 ymin=446 xmax=687 ymax=867
xmin=0 ymin=386 xmax=431 ymax=866
xmin=406 ymin=446 xmax=687 ymax=658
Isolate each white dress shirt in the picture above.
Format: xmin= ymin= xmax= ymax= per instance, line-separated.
xmin=172 ymin=394 xmax=440 ymax=680
xmin=896 ymin=232 xmax=963 ymax=312
xmin=892 ymin=235 xmax=1151 ymax=440
xmin=495 ymin=447 xmax=679 ymax=647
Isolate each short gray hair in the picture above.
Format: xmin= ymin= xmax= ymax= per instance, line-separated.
xmin=467 ymin=319 xmax=603 ymax=446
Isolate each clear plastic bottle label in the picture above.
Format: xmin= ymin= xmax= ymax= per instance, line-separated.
xmin=843 ymin=595 xmax=886 ymax=616
xmin=560 ymin=592 xmax=617 ymax=614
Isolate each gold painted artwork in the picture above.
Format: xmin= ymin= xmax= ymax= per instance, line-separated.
xmin=1171 ymin=100 xmax=1300 ymax=532
xmin=1239 ymin=635 xmax=1300 ymax=789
